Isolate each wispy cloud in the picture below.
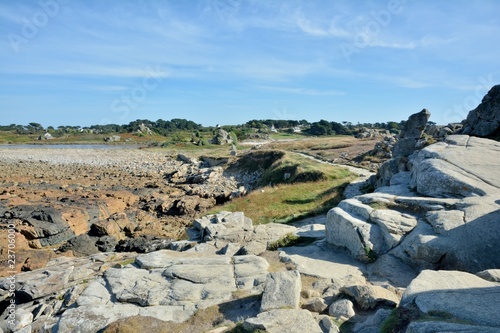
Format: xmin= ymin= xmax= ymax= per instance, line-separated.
xmin=258 ymin=85 xmax=345 ymax=96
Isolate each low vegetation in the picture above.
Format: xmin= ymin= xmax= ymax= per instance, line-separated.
xmin=215 ymin=151 xmax=355 ymax=224
xmin=267 ymin=233 xmax=300 ymax=251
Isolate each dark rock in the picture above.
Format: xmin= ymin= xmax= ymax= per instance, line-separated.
xmin=20 ymin=208 xmax=75 ymax=247
xmin=376 ymin=109 xmax=430 ymax=187
xmin=59 ymin=234 xmax=99 ymax=256
xmin=462 ymin=85 xmax=500 ymax=137
xmin=393 ymin=109 xmax=431 ymax=157
xmin=115 ymin=235 xmax=172 ymax=253
xmin=96 ymin=236 xmax=118 ymax=252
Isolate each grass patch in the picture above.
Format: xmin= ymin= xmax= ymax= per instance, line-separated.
xmin=269 ymin=132 xmax=306 ymax=140
xmin=258 ymin=151 xmax=339 ymax=185
xmin=267 ymin=233 xmax=300 ymax=251
xmin=266 ymin=136 xmax=355 ymax=151
xmin=219 ymin=150 xmax=355 ymax=224
xmin=212 ymin=172 xmax=353 ymax=225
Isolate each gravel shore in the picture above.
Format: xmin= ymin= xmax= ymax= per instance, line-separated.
xmin=0 ymin=147 xmax=175 ymax=175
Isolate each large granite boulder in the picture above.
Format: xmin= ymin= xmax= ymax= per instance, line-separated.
xmin=399 ymin=270 xmax=500 ymax=331
xmin=211 ymin=128 xmax=234 ymax=145
xmin=0 ymin=250 xmax=270 ymax=333
xmin=327 ymin=135 xmax=500 ymax=276
xmin=462 ymin=84 xmax=500 ymax=137
xmin=410 ymin=135 xmax=500 ymax=198
xmin=260 ymin=270 xmax=301 ymax=311
xmin=393 ymin=108 xmax=431 ymax=157
xmin=376 ymin=109 xmax=431 ymax=187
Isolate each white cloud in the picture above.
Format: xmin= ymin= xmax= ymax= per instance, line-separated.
xmin=258 ymin=85 xmax=345 ymax=96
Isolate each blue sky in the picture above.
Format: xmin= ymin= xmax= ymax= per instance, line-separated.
xmin=1 ymin=0 xmax=500 ymax=127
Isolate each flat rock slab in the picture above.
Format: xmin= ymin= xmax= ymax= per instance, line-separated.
xmin=260 ymin=270 xmax=301 ymax=311
xmin=406 ymin=321 xmax=500 ymax=333
xmin=278 ymin=241 xmax=366 ymax=280
xmin=53 ymin=250 xmax=270 ymax=332
xmin=243 ymin=309 xmax=323 ymax=333
xmin=411 ymin=135 xmax=500 ymax=197
xmin=402 ymin=270 xmax=500 ymax=328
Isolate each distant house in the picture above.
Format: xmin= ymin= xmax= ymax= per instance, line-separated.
xmin=292 ymin=126 xmax=301 ymax=133
xmin=270 ymin=124 xmax=278 ymax=133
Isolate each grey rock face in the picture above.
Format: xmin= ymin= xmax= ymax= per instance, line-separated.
xmin=462 ymin=84 xmax=500 ymax=137
xmin=260 ymin=270 xmax=302 ymax=311
xmin=18 ymin=207 xmax=75 ymax=247
xmin=328 ymin=299 xmax=355 ymax=320
xmin=326 ymin=193 xmax=418 ymax=261
xmin=401 ymin=270 xmax=500 ymax=329
xmin=328 ymin=134 xmax=500 ymax=274
xmin=211 ymin=128 xmax=233 ymax=145
xmin=393 ymin=109 xmax=430 ymax=158
xmin=406 ymin=321 xmax=500 ymax=333
xmin=340 ymin=284 xmax=400 ymax=310
xmin=243 ymin=309 xmax=323 ymax=333
xmin=410 ymin=135 xmax=500 ymax=198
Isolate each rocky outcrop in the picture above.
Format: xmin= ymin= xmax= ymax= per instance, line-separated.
xmin=188 ymin=211 xmax=298 ymax=254
xmin=393 ymin=108 xmax=430 ymax=157
xmin=356 ymin=128 xmax=390 ymax=139
xmin=397 ymin=270 xmax=500 ymax=332
xmin=462 ymin=84 xmax=500 ymax=137
xmin=0 ymin=148 xmax=251 ymax=276
xmin=410 ymin=135 xmax=500 ymax=197
xmin=376 ymin=109 xmax=431 ymax=187
xmin=425 ymin=122 xmax=463 ymax=139
xmin=327 ymin=130 xmax=500 ymax=331
xmin=211 ymin=128 xmax=234 ymax=145
xmin=327 ymin=133 xmax=500 ymax=282
xmin=369 ymin=135 xmax=397 ymax=159
xmin=0 ymin=250 xmax=270 ymax=333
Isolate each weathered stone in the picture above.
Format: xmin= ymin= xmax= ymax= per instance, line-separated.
xmin=462 ymin=84 xmax=500 ymax=137
xmin=369 ymin=209 xmax=418 ymax=249
xmin=368 ymin=254 xmax=418 ymax=287
xmin=424 ymin=210 xmax=464 ymax=234
xmin=328 ymin=299 xmax=355 ymax=320
xmin=135 ymin=250 xmax=229 ymax=269
xmin=302 ymin=297 xmax=328 ymax=313
xmin=353 ymin=308 xmax=392 ymax=333
xmin=59 ymin=234 xmax=100 ymax=256
xmin=115 ymin=235 xmax=172 ymax=253
xmin=260 ymin=270 xmax=302 ymax=311
xmin=406 ymin=321 xmax=500 ymax=333
xmin=402 ymin=270 xmax=500 ymax=328
xmin=233 ymin=255 xmax=269 ymax=291
xmin=410 ymin=135 xmax=500 ymax=198
xmin=238 ymin=241 xmax=267 ymax=255
xmin=318 ymin=315 xmax=340 ymax=333
xmin=243 ymin=309 xmax=323 ymax=333
xmin=326 ymin=207 xmax=383 ymax=260
xmin=476 ymin=269 xmax=500 ymax=282
xmin=279 ymin=242 xmax=366 ymax=281
xmin=340 ymin=284 xmax=400 ymax=310
xmin=218 ymin=242 xmax=241 ymax=256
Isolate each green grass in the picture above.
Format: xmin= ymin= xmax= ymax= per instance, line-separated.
xmin=269 ymin=132 xmax=305 ymax=140
xmin=267 ymin=233 xmax=300 ymax=250
xmin=212 ymin=158 xmax=354 ymax=224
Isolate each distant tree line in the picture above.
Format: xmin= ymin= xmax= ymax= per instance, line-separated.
xmin=0 ymin=118 xmax=409 ymax=137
